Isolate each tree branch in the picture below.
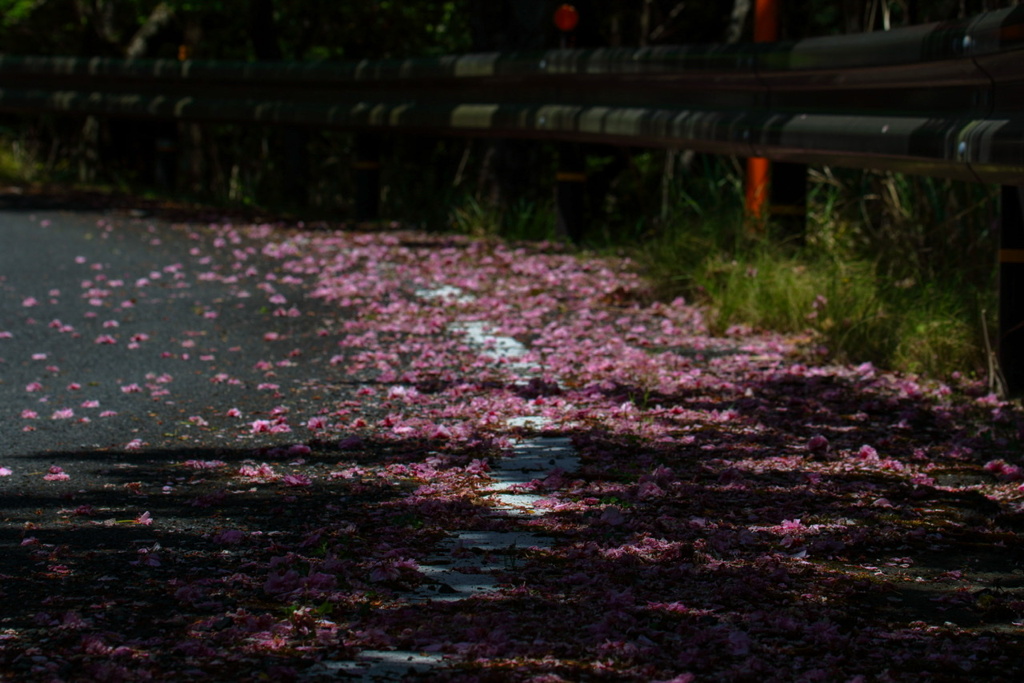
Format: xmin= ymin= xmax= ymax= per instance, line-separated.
xmin=125 ymin=3 xmax=177 ymax=59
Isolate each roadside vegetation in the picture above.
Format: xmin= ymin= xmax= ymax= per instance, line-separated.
xmin=0 ymin=0 xmax=1009 ymax=387
xmin=438 ymin=149 xmax=1000 ymax=385
xmin=629 ymin=157 xmax=1000 ymax=384
xmin=0 ymin=131 xmax=1002 ymax=386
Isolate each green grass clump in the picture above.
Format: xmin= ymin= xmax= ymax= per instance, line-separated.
xmin=654 ymin=231 xmax=990 ymax=381
xmin=697 ymin=247 xmax=826 ymax=334
xmin=633 ymin=167 xmax=996 ymax=381
xmin=887 ymin=286 xmax=983 ymax=378
xmin=0 ymin=132 xmax=35 ymax=183
xmin=689 ymin=243 xmax=986 ymax=378
xmin=810 ymin=271 xmax=982 ymax=377
xmin=449 ymin=194 xmax=559 ymax=243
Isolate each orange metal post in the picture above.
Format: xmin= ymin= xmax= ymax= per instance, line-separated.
xmin=745 ymin=0 xmax=779 ymax=221
xmin=753 ymin=0 xmax=779 ymax=41
xmin=745 ymin=157 xmax=770 ymax=219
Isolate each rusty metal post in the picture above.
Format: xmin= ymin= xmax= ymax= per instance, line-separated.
xmin=745 ymin=157 xmax=770 ymax=224
xmin=745 ymin=0 xmax=779 ymax=227
xmin=753 ymin=0 xmax=779 ymax=41
xmin=1000 ymin=185 xmax=1024 ymax=395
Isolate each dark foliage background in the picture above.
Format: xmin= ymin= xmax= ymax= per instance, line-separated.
xmin=0 ymin=0 xmax=1012 ymax=227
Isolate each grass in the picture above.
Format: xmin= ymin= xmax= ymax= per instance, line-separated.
xmin=448 ymin=194 xmax=559 ymax=242
xmin=631 ymin=163 xmax=997 ymax=383
xmin=0 ymin=127 xmax=38 ymax=183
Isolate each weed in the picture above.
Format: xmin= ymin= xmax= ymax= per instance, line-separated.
xmin=449 ymin=194 xmax=558 ymax=242
xmin=629 ymin=163 xmax=996 ymax=380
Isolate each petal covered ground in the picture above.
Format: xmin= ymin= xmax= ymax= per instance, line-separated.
xmin=1 ymin=199 xmax=1023 ymax=681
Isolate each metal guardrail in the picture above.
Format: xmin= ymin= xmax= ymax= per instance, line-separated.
xmin=0 ymin=7 xmax=1022 ymax=184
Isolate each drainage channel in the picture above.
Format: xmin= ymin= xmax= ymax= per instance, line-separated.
xmin=306 ymin=286 xmax=580 ymax=680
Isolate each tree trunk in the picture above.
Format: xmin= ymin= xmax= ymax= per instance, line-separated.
xmin=725 ymin=0 xmax=752 ymax=43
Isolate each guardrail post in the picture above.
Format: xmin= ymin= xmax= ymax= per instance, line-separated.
xmin=353 ymin=134 xmax=381 ymax=223
xmin=282 ymin=127 xmax=309 ymax=207
xmin=769 ymin=161 xmax=807 ymax=244
xmin=556 ymin=143 xmax=586 ymax=242
xmin=745 ymin=157 xmax=769 ymax=226
xmin=745 ymin=0 xmax=780 ymax=231
xmin=1000 ymin=185 xmax=1024 ymax=395
xmin=154 ymin=127 xmax=177 ymax=190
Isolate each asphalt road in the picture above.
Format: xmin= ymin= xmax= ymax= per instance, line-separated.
xmin=0 ymin=194 xmax=357 ymax=513
xmin=4 ymin=192 xmax=1024 ymax=682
